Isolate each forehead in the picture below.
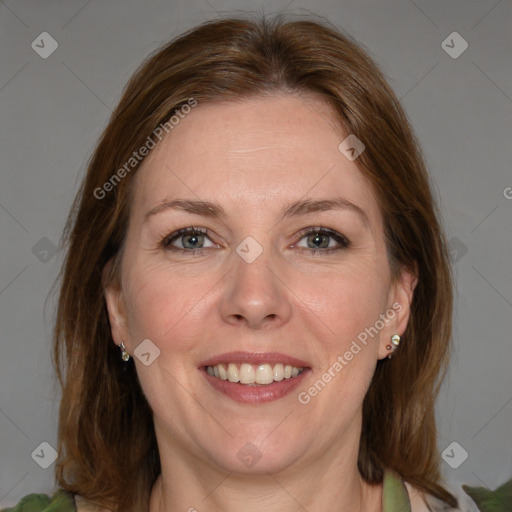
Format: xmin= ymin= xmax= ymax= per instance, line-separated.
xmin=131 ymin=94 xmax=381 ymax=227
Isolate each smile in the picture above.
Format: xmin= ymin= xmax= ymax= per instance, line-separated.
xmin=205 ymin=363 xmax=305 ymax=385
xmin=200 ymin=351 xmax=311 ymax=403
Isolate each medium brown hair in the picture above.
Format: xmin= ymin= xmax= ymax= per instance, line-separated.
xmin=53 ymin=13 xmax=457 ymax=511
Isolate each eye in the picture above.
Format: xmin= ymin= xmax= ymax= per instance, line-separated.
xmin=294 ymin=227 xmax=350 ymax=254
xmin=159 ymin=226 xmax=350 ymax=255
xmin=160 ymin=227 xmax=215 ymax=254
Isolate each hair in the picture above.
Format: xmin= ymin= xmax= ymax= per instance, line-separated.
xmin=52 ymin=12 xmax=456 ymax=511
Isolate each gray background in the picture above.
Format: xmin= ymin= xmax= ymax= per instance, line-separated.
xmin=1 ymin=0 xmax=511 ymax=507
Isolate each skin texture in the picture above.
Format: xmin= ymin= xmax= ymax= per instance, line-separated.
xmin=103 ymin=94 xmax=417 ymax=512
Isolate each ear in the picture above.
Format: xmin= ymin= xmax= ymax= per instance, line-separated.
xmin=102 ymin=257 xmax=131 ymax=352
xmin=378 ymin=265 xmax=418 ymax=360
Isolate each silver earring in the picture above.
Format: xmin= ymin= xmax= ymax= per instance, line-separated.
xmin=119 ymin=342 xmax=130 ymax=361
xmin=386 ymin=334 xmax=400 ymax=359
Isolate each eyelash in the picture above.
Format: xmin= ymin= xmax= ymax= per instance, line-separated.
xmin=159 ymin=226 xmax=350 ymax=255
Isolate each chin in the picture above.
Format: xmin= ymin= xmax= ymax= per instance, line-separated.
xmin=203 ymin=432 xmax=307 ymax=475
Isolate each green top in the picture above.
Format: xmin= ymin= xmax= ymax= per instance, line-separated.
xmin=1 ymin=470 xmax=510 ymax=511
xmin=0 ymin=490 xmax=75 ymax=512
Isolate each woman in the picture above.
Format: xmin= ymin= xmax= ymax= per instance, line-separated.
xmin=3 ymin=13 xmax=509 ymax=512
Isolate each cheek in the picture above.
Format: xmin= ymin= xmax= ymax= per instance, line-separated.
xmin=318 ymin=264 xmax=388 ymax=401
xmin=296 ymin=260 xmax=388 ymax=343
xmin=123 ymin=259 xmax=219 ymax=353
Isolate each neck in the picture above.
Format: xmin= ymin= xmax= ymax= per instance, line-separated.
xmin=151 ymin=468 xmax=381 ymax=512
xmin=149 ymin=421 xmax=382 ymax=512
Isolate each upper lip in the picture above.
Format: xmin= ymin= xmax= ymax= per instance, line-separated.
xmin=199 ymin=351 xmax=310 ymax=368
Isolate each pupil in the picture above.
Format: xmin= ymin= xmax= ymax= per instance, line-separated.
xmin=185 ymin=234 xmax=201 ymax=248
xmin=310 ymin=233 xmax=327 ymax=249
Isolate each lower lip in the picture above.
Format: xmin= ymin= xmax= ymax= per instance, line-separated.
xmin=201 ymin=368 xmax=310 ymax=403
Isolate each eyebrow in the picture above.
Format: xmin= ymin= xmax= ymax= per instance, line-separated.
xmin=144 ymin=196 xmax=369 ymax=226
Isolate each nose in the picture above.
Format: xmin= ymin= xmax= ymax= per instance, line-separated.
xmin=220 ymin=244 xmax=292 ymax=330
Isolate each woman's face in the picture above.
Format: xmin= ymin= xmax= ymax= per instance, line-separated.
xmin=104 ymin=94 xmax=416 ymax=474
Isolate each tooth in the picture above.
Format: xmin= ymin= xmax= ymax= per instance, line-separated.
xmin=213 ymin=362 xmax=304 ymax=384
xmin=256 ymin=364 xmax=274 ymax=385
xmin=273 ymin=363 xmax=284 ymax=381
xmin=239 ymin=363 xmax=256 ymax=384
xmin=227 ymin=363 xmax=240 ymax=383
xmin=218 ymin=364 xmax=227 ymax=380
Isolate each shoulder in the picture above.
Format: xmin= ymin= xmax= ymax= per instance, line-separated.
xmin=404 ymin=481 xmax=434 ymax=512
xmin=0 ymin=491 xmax=113 ymax=512
xmin=73 ymin=495 xmax=110 ymax=512
xmin=405 ymin=478 xmax=512 ymax=512
xmin=405 ymin=480 xmax=481 ymax=511
xmin=0 ymin=490 xmax=76 ymax=512
xmin=461 ymin=477 xmax=512 ymax=512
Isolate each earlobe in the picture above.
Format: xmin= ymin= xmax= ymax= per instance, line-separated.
xmin=378 ymin=267 xmax=418 ymax=360
xmin=102 ymin=258 xmax=130 ymax=349
xmin=394 ymin=266 xmax=418 ymax=334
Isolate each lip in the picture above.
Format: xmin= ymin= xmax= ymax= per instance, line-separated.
xmin=199 ymin=351 xmax=312 ymax=404
xmin=201 ymin=367 xmax=311 ymax=403
xmin=199 ymin=351 xmax=311 ymax=369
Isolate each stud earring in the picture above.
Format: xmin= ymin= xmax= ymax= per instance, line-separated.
xmin=119 ymin=342 xmax=130 ymax=361
xmin=386 ymin=334 xmax=400 ymax=359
